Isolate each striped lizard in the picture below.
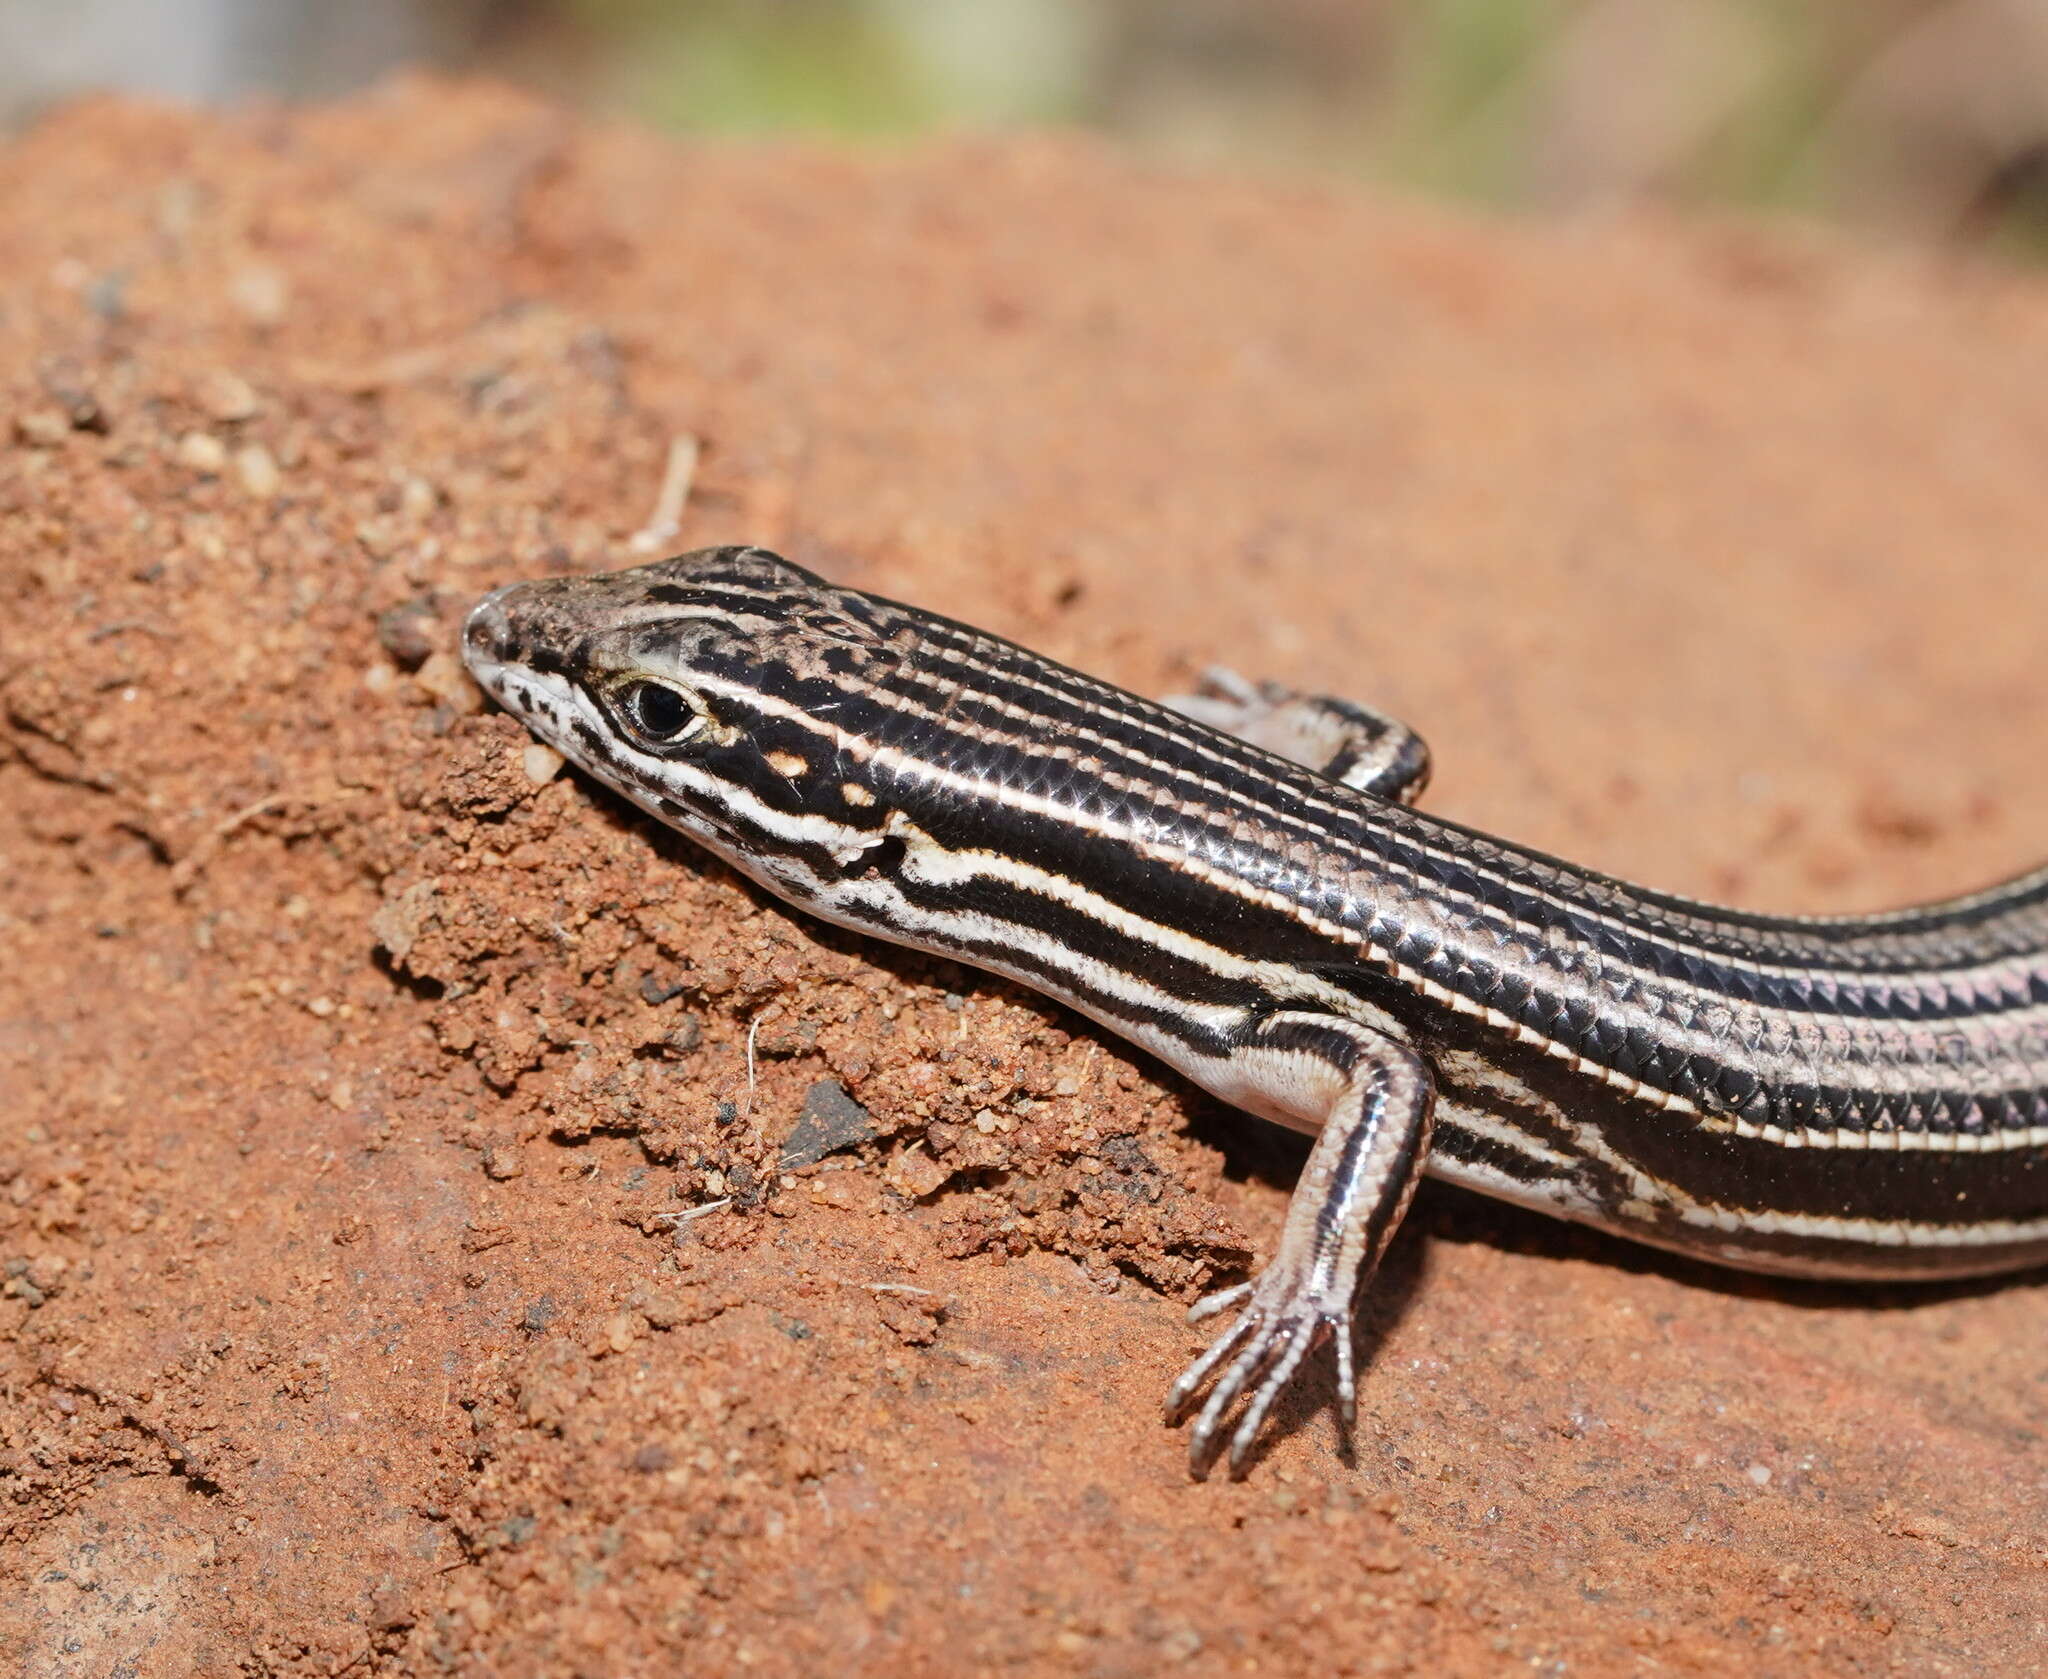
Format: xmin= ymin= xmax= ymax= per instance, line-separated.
xmin=463 ymin=547 xmax=2048 ymax=1476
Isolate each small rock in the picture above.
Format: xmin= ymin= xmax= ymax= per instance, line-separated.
xmin=781 ymin=1080 xmax=877 ymax=1169
xmin=522 ymin=743 xmax=564 ymax=784
xmin=629 ymin=1286 xmax=733 ymax=1330
xmin=229 ymin=263 xmax=289 ymax=325
xmin=414 ymin=651 xmax=483 ymax=714
xmin=883 ymin=1142 xmax=951 ymax=1200
xmin=176 ymin=431 xmax=227 ymax=474
xmin=638 ymin=970 xmax=688 ymax=1007
xmin=482 ymin=1145 xmax=523 ymax=1181
xmin=399 ymin=476 xmax=440 ymax=520
xmin=808 ymin=1176 xmax=865 ymax=1211
xmin=234 ymin=443 xmax=280 ymax=498
xmin=37 ymin=361 xmax=107 ymax=431
xmin=195 ymin=370 xmax=260 ymax=423
xmin=13 ymin=410 xmax=70 ymax=448
xmin=375 ymin=600 xmax=439 ymax=670
xmin=84 ymin=271 xmax=127 ymax=323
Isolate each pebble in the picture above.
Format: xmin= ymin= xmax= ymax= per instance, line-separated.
xmin=399 ymin=476 xmax=440 ymax=520
xmin=638 ymin=970 xmax=688 ymax=1007
xmin=13 ymin=410 xmax=70 ymax=447
xmin=414 ymin=651 xmax=484 ymax=714
xmin=176 ymin=431 xmax=227 ymax=474
xmin=196 ymin=370 xmax=260 ymax=422
xmin=781 ymin=1080 xmax=877 ymax=1169
xmin=522 ymin=743 xmax=564 ymax=784
xmin=375 ymin=600 xmax=439 ymax=671
xmin=234 ymin=443 xmax=280 ymax=497
xmin=229 ymin=263 xmax=289 ymax=325
xmin=883 ymin=1143 xmax=951 ymax=1199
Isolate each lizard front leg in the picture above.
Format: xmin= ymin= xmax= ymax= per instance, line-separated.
xmin=1167 ymin=1011 xmax=1435 ymax=1477
xmin=1164 ymin=667 xmax=1432 ymax=805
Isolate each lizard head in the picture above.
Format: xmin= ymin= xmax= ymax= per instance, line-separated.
xmin=461 ymin=546 xmax=906 ymax=900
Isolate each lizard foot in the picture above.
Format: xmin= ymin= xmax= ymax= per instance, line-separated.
xmin=1163 ymin=1264 xmax=1356 ymax=1480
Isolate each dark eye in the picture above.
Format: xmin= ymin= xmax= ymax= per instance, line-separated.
xmin=618 ymin=681 xmax=701 ymax=744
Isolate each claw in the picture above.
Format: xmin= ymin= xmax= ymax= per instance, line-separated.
xmin=1335 ymin=1323 xmax=1358 ymax=1430
xmin=1186 ymin=1315 xmax=1290 ymax=1478
xmin=1226 ymin=1317 xmax=1322 ymax=1478
xmin=1182 ymin=1298 xmax=1339 ymax=1479
xmin=1164 ymin=1302 xmax=1258 ymax=1424
xmin=1186 ymin=1279 xmax=1252 ymax=1323
xmin=1170 ymin=1274 xmax=1356 ymax=1477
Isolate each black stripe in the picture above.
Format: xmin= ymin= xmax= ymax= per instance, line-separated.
xmin=840 ymin=877 xmax=1238 ymax=1056
xmin=869 ymin=863 xmax=1253 ymax=1025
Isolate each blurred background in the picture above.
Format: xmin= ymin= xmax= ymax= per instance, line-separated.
xmin=6 ymin=0 xmax=2048 ymax=256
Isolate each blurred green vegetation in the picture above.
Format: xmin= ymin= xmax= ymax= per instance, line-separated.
xmin=564 ymin=0 xmax=1100 ymax=136
xmin=484 ymin=0 xmax=2048 ymax=250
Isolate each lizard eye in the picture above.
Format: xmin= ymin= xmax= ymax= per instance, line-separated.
xmin=615 ymin=680 xmax=704 ymax=746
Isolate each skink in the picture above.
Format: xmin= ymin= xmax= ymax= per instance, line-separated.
xmin=462 ymin=547 xmax=2048 ymax=1476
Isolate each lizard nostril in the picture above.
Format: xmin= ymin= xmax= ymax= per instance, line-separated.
xmin=463 ymin=588 xmax=520 ymax=665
